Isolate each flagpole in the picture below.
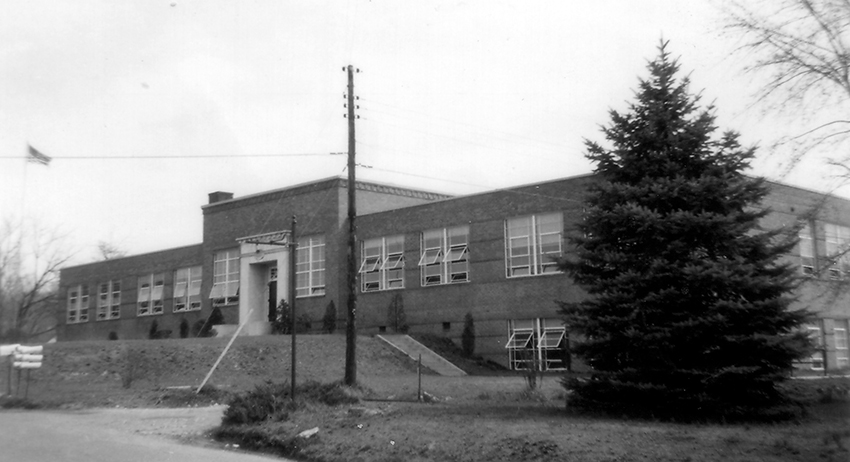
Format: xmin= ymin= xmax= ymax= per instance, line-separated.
xmin=21 ymin=146 xmax=28 ymax=221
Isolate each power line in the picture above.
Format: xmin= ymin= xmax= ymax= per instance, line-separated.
xmin=1 ymin=152 xmax=345 ymax=160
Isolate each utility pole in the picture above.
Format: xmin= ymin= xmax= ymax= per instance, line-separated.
xmin=344 ymin=65 xmax=358 ymax=386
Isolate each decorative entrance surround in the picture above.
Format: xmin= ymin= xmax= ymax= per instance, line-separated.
xmin=236 ymin=231 xmax=292 ymax=336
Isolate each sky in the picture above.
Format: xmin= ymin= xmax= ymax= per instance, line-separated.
xmin=0 ymin=0 xmax=844 ymax=265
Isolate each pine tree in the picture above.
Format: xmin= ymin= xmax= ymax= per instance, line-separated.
xmin=560 ymin=41 xmax=811 ymax=420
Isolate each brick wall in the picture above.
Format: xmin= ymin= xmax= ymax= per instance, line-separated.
xmin=58 ymin=244 xmax=204 ymax=341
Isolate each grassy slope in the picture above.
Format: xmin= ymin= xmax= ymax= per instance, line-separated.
xmin=2 ymin=335 xmax=848 ymax=462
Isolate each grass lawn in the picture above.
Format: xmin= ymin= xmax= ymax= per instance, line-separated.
xmin=1 ymin=334 xmax=848 ymax=461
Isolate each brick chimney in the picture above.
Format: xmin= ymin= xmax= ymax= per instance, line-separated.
xmin=208 ymin=191 xmax=234 ymax=204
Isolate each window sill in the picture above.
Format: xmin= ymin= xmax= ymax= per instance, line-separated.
xmin=506 ymin=271 xmax=564 ymax=279
xmin=296 ymin=293 xmax=326 ymax=299
xmin=136 ymin=312 xmax=164 ymax=317
xmin=361 ymin=287 xmax=405 ymax=294
xmin=421 ymin=280 xmax=471 ymax=288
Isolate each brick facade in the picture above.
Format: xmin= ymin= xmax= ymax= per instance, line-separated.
xmin=58 ymin=175 xmax=850 ymax=372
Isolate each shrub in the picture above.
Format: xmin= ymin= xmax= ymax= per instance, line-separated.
xmin=108 ymin=331 xmax=118 ymax=341
xmin=387 ymin=293 xmax=408 ymax=333
xmin=179 ymin=319 xmax=189 ymax=338
xmin=223 ymin=381 xmax=295 ymax=425
xmin=322 ymin=301 xmax=337 ymax=334
xmin=221 ymin=381 xmax=360 ymax=425
xmin=148 ymin=320 xmax=159 ymax=339
xmin=196 ymin=307 xmax=224 ymax=337
xmin=461 ymin=312 xmax=475 ymax=357
xmin=272 ymin=300 xmax=292 ymax=334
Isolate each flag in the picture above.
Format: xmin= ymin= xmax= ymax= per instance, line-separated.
xmin=27 ymin=144 xmax=51 ymax=165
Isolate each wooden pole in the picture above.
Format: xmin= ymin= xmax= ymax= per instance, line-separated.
xmin=344 ymin=65 xmax=358 ymax=386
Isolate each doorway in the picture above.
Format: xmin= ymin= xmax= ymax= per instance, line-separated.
xmin=267 ymin=266 xmax=278 ymax=322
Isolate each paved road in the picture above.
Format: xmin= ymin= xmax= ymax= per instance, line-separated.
xmin=0 ymin=406 xmax=290 ymax=462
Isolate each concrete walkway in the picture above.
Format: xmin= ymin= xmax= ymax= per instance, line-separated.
xmin=377 ymin=334 xmax=467 ymax=377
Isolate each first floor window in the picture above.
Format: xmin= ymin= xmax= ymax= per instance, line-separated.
xmin=419 ymin=226 xmax=469 ymax=286
xmin=174 ymin=266 xmax=202 ymax=312
xmin=359 ymin=235 xmax=404 ymax=292
xmin=97 ymin=280 xmax=121 ymax=320
xmin=137 ymin=273 xmax=165 ymax=316
xmin=806 ymin=324 xmax=825 ymax=370
xmin=211 ymin=249 xmax=240 ymax=306
xmin=296 ymin=235 xmax=326 ymax=297
xmin=505 ymin=318 xmax=568 ymax=371
xmin=505 ymin=212 xmax=563 ymax=277
xmin=835 ymin=321 xmax=849 ymax=369
xmin=67 ymin=284 xmax=90 ymax=324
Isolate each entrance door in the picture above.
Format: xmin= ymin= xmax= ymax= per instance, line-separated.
xmin=267 ymin=266 xmax=278 ymax=322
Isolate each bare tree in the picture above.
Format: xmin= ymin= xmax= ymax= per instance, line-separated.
xmin=97 ymin=240 xmax=126 ymax=260
xmin=722 ymin=0 xmax=850 ymax=176
xmin=0 ymin=218 xmax=72 ymax=342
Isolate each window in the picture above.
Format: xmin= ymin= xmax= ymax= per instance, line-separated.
xmin=359 ymin=235 xmax=404 ymax=292
xmin=418 ymin=226 xmax=469 ymax=286
xmin=174 ymin=266 xmax=202 ymax=312
xmin=97 ymin=280 xmax=121 ymax=320
xmin=824 ymin=223 xmax=850 ymax=279
xmin=210 ymin=249 xmax=240 ymax=306
xmin=66 ymin=284 xmax=89 ymax=324
xmin=835 ymin=321 xmax=849 ymax=369
xmin=296 ymin=236 xmax=326 ymax=297
xmin=807 ymin=324 xmax=824 ymax=370
xmin=799 ymin=223 xmax=815 ymax=275
xmin=506 ymin=318 xmax=568 ymax=371
xmin=137 ymin=274 xmax=164 ymax=316
xmin=505 ymin=212 xmax=563 ymax=277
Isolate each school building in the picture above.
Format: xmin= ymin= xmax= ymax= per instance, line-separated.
xmin=57 ymin=174 xmax=850 ymax=372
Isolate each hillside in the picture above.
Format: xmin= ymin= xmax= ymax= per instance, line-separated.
xmin=1 ymin=334 xmax=423 ymax=407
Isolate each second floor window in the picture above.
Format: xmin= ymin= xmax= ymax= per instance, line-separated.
xmin=296 ymin=236 xmax=326 ymax=297
xmin=419 ymin=226 xmax=469 ymax=286
xmin=825 ymin=223 xmax=850 ymax=279
xmin=505 ymin=212 xmax=563 ymax=277
xmin=211 ymin=249 xmax=240 ymax=306
xmin=174 ymin=266 xmax=202 ymax=312
xmin=97 ymin=280 xmax=121 ymax=320
xmin=137 ymin=274 xmax=164 ymax=316
xmin=799 ymin=222 xmax=815 ymax=275
xmin=67 ymin=284 xmax=89 ymax=324
xmin=360 ymin=235 xmax=404 ymax=292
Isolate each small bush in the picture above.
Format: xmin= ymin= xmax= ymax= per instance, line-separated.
xmin=223 ymin=381 xmax=296 ymax=425
xmin=195 ymin=308 xmax=224 ymax=337
xmin=322 ymin=300 xmax=337 ymax=333
xmin=179 ymin=319 xmax=189 ymax=339
xmin=461 ymin=312 xmax=475 ymax=357
xmin=221 ymin=380 xmax=360 ymax=425
xmin=148 ymin=320 xmax=159 ymax=340
xmin=108 ymin=331 xmax=118 ymax=341
xmin=272 ymin=300 xmax=292 ymax=335
xmin=0 ymin=396 xmax=41 ymax=409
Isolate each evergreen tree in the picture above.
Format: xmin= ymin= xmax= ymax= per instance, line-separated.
xmin=560 ymin=42 xmax=811 ymax=420
xmin=461 ymin=312 xmax=476 ymax=357
xmin=322 ymin=300 xmax=337 ymax=334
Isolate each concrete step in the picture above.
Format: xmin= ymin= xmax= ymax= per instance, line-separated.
xmin=377 ymin=334 xmax=467 ymax=377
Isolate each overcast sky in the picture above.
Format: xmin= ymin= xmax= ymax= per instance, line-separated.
xmin=0 ymin=0 xmax=843 ymax=264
